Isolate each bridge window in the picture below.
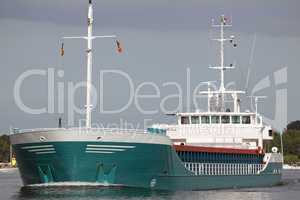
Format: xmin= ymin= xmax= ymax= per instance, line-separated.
xmin=221 ymin=116 xmax=230 ymax=124
xmin=231 ymin=115 xmax=240 ymax=124
xmin=181 ymin=116 xmax=190 ymax=124
xmin=268 ymin=129 xmax=273 ymax=137
xmin=211 ymin=115 xmax=220 ymax=124
xmin=191 ymin=116 xmax=200 ymax=124
xmin=242 ymin=116 xmax=251 ymax=124
xmin=201 ymin=116 xmax=210 ymax=124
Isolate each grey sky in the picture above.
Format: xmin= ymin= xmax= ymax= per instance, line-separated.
xmin=0 ymin=0 xmax=299 ymax=133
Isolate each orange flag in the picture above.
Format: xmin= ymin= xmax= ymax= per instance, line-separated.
xmin=60 ymin=43 xmax=65 ymax=56
xmin=116 ymin=40 xmax=123 ymax=53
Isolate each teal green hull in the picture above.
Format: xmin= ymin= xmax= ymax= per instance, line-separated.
xmin=13 ymin=141 xmax=282 ymax=190
xmin=156 ymin=166 xmax=282 ymax=190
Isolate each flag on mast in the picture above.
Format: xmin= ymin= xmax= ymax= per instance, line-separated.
xmin=221 ymin=16 xmax=228 ymax=25
xmin=60 ymin=43 xmax=65 ymax=56
xmin=116 ymin=40 xmax=123 ymax=53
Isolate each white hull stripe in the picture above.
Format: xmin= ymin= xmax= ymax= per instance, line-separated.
xmin=28 ymin=148 xmax=55 ymax=152
xmin=10 ymin=130 xmax=172 ymax=146
xmin=35 ymin=151 xmax=56 ymax=154
xmin=86 ymin=148 xmax=125 ymax=151
xmin=85 ymin=151 xmax=114 ymax=154
xmin=21 ymin=145 xmax=54 ymax=149
xmin=86 ymin=145 xmax=135 ymax=148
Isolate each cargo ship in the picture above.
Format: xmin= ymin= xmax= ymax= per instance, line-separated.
xmin=10 ymin=0 xmax=282 ymax=190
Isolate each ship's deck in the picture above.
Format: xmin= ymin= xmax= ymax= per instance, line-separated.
xmin=12 ymin=127 xmax=149 ymax=135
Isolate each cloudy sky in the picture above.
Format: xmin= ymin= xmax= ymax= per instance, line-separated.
xmin=0 ymin=0 xmax=299 ymax=133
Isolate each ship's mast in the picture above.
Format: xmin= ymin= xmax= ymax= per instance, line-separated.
xmin=86 ymin=0 xmax=93 ymax=129
xmin=61 ymin=0 xmax=120 ymax=128
xmin=220 ymin=19 xmax=225 ymax=92
xmin=209 ymin=15 xmax=238 ymax=112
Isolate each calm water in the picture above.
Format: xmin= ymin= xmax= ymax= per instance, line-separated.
xmin=0 ymin=169 xmax=299 ymax=200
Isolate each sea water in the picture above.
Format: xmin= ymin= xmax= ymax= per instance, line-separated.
xmin=0 ymin=168 xmax=299 ymax=200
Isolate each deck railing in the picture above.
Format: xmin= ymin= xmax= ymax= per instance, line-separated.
xmin=13 ymin=128 xmax=149 ymax=135
xmin=183 ymin=162 xmax=264 ymax=175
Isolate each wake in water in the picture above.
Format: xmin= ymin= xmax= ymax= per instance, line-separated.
xmin=25 ymin=182 xmax=124 ymax=188
xmin=20 ymin=186 xmax=173 ymax=199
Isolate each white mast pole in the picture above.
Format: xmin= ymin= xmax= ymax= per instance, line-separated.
xmin=219 ymin=15 xmax=226 ymax=111
xmin=220 ymin=16 xmax=225 ymax=92
xmin=61 ymin=0 xmax=119 ymax=129
xmin=206 ymin=16 xmax=244 ymax=112
xmin=86 ymin=0 xmax=93 ymax=128
xmin=247 ymin=96 xmax=266 ymax=124
xmin=208 ymin=83 xmax=211 ymax=112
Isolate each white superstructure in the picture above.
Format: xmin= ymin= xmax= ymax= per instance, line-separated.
xmin=152 ymin=15 xmax=273 ymax=150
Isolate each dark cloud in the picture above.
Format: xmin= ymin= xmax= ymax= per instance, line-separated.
xmin=0 ymin=0 xmax=299 ymax=36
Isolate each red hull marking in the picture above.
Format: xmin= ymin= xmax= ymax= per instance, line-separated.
xmin=173 ymin=145 xmax=262 ymax=155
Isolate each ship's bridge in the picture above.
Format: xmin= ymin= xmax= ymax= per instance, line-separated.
xmin=152 ymin=110 xmax=272 ymax=150
xmin=177 ymin=111 xmax=261 ymax=126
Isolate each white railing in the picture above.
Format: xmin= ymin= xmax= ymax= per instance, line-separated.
xmin=184 ymin=162 xmax=264 ymax=176
xmin=14 ymin=127 xmax=148 ymax=135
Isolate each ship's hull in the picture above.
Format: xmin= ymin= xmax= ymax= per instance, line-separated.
xmin=14 ymin=141 xmax=172 ymax=187
xmin=155 ymin=163 xmax=282 ymax=190
xmin=10 ymin=129 xmax=282 ymax=190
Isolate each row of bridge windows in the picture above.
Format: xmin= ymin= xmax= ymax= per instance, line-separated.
xmin=181 ymin=115 xmax=251 ymax=125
